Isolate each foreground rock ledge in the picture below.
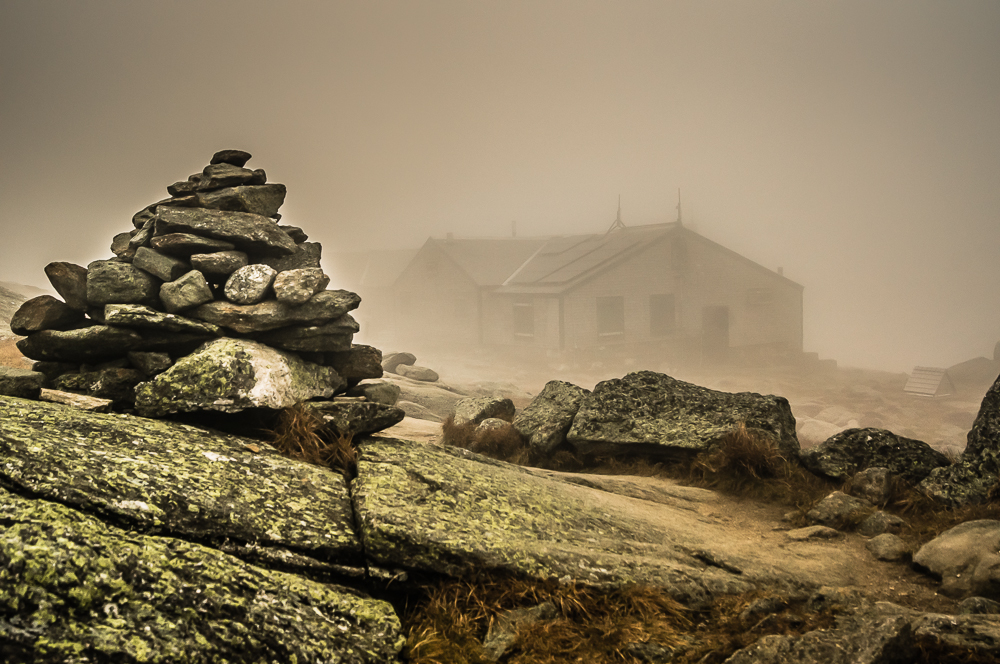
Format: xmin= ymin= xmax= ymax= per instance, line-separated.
xmin=0 ymin=489 xmax=403 ymax=664
xmin=0 ymin=396 xmax=361 ymax=568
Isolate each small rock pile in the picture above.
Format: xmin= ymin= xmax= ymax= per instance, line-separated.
xmin=10 ymin=150 xmax=389 ymax=423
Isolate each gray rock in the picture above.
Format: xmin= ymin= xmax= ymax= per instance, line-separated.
xmin=196 ymin=162 xmax=260 ymax=191
xmin=188 ymin=289 xmax=361 ymax=334
xmin=800 ymin=428 xmax=950 ymax=485
xmin=454 ymin=396 xmax=515 ymax=425
xmin=786 ymin=525 xmax=842 ymax=541
xmin=43 ymin=261 xmax=88 ymax=311
xmin=957 ymin=596 xmax=1000 ymax=614
xmin=209 ymin=148 xmax=252 ymax=167
xmin=913 ymin=519 xmax=1000 ymax=599
xmin=395 ymin=400 xmax=443 ymax=422
xmin=346 ymin=381 xmax=401 ymax=406
xmin=110 ymin=230 xmax=134 ymax=260
xmin=166 ymin=177 xmax=199 ymax=197
xmin=273 ymin=267 xmax=330 ymax=305
xmin=196 ymin=183 xmax=287 ymax=218
xmin=251 ymin=315 xmax=357 ymax=352
xmin=513 ymin=380 xmax=590 ymax=454
xmin=154 ymin=206 xmax=296 ymax=257
xmin=0 ymin=367 xmax=46 ymax=399
xmin=324 ymin=344 xmax=384 ymax=385
xmin=86 ymin=260 xmax=161 ymax=308
xmin=309 ymin=401 xmax=406 ymax=437
xmin=127 ymin=218 xmax=154 ymax=253
xmin=134 ymin=338 xmax=345 ymax=417
xmin=17 ymin=326 xmax=143 ymax=363
xmin=10 ymin=295 xmax=85 ymax=335
xmin=865 ymin=533 xmax=908 ymax=561
xmin=52 ymin=368 xmax=145 ymax=405
xmin=159 ymin=269 xmax=214 ymax=313
xmin=279 ymin=225 xmax=308 ymax=242
xmin=806 ymin=491 xmax=874 ymax=530
xmin=103 ymin=303 xmax=222 ymax=336
xmin=567 ymin=371 xmax=799 ymax=459
xmin=224 ymin=264 xmax=277 ymax=305
xmin=190 ymin=250 xmax=249 ymax=280
xmin=396 ymin=364 xmax=439 ymax=382
xmin=127 ymin=351 xmax=173 ymax=377
xmin=133 ymin=246 xmax=190 ymax=282
xmin=131 ymin=202 xmax=156 ymax=229
xmin=150 ymin=232 xmax=236 ymax=256
xmin=256 ymin=241 xmax=322 ymax=271
xmin=846 ymin=467 xmax=893 ymax=506
xmin=482 ymin=601 xmax=557 ymax=661
xmin=856 ymin=511 xmax=906 ymax=537
xmin=381 ymin=351 xmax=417 ymax=373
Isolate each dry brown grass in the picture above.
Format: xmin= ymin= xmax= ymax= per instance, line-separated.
xmin=887 ymin=482 xmax=1000 ymax=550
xmin=0 ymin=338 xmax=31 ymax=369
xmin=441 ymin=415 xmax=533 ymax=465
xmin=267 ymin=404 xmax=357 ymax=477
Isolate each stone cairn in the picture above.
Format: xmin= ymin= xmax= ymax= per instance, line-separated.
xmin=10 ymin=150 xmax=397 ymax=431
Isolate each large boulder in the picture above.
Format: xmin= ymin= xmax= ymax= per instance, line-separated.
xmin=566 ymin=371 xmax=799 ymax=459
xmin=799 ymin=428 xmax=950 ymax=485
xmin=134 ymin=338 xmax=345 ymax=416
xmin=513 ymin=380 xmax=590 ymax=454
xmin=913 ymin=520 xmax=1000 ymax=600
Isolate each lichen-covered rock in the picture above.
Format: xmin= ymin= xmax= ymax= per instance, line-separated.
xmin=52 ymin=367 xmax=145 ymax=404
xmin=918 ymin=460 xmax=999 ymax=508
xmin=132 ymin=246 xmax=190 ymax=282
xmin=513 ymin=380 xmax=589 ymax=454
xmin=800 ymin=428 xmax=949 ymax=485
xmin=134 ymin=338 xmax=345 ymax=416
xmin=154 ymin=206 xmax=297 ymax=257
xmin=352 ymin=438 xmax=863 ymax=606
xmin=257 ymin=241 xmax=322 ymax=271
xmin=273 ymin=267 xmax=330 ymax=305
xmin=0 ymin=489 xmax=403 ymax=664
xmin=190 ymin=249 xmax=249 ymax=281
xmin=85 ymin=260 xmax=160 ymax=308
xmin=224 ymin=263 xmax=277 ymax=305
xmin=309 ymin=400 xmax=406 ymax=437
xmin=17 ymin=325 xmax=143 ymax=363
xmin=453 ymin=396 xmax=515 ymax=425
xmin=188 ymin=289 xmax=362 ymax=334
xmin=43 ymin=261 xmax=88 ymax=311
xmin=913 ymin=520 xmax=1000 ymax=599
xmin=0 ymin=395 xmax=361 ymax=566
xmin=9 ymin=295 xmax=85 ymax=335
xmin=567 ymin=371 xmax=799 ymax=459
xmin=158 ymin=269 xmax=214 ymax=313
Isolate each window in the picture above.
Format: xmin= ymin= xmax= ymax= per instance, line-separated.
xmin=650 ymin=294 xmax=675 ymax=336
xmin=513 ymin=298 xmax=534 ymax=336
xmin=596 ymin=296 xmax=624 ymax=336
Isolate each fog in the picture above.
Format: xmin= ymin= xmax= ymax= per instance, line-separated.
xmin=2 ymin=0 xmax=998 ymax=373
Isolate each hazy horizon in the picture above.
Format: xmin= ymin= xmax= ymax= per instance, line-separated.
xmin=2 ymin=1 xmax=998 ymax=373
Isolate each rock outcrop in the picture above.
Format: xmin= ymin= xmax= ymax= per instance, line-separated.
xmin=513 ymin=379 xmax=590 ymax=453
xmin=800 ymin=427 xmax=950 ymax=485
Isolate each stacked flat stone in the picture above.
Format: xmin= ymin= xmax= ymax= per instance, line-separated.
xmin=12 ymin=149 xmax=383 ymax=409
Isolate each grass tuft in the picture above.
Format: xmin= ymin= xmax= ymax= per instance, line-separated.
xmin=0 ymin=338 xmax=31 ymax=369
xmin=267 ymin=403 xmax=357 ymax=477
xmin=441 ymin=415 xmax=532 ymax=465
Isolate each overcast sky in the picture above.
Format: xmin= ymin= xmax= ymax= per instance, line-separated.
xmin=1 ymin=0 xmax=998 ymax=372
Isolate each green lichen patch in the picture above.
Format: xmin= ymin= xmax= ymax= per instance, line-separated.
xmin=353 ymin=438 xmax=794 ymax=605
xmin=0 ymin=396 xmax=360 ymax=565
xmin=0 ymin=488 xmax=403 ymax=663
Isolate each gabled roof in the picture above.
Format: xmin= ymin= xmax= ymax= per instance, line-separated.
xmin=422 ymin=223 xmax=802 ymax=294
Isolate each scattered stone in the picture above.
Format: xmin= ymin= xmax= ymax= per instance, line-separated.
xmin=567 ymin=371 xmax=800 ymax=459
xmin=0 ymin=367 xmax=46 ymax=399
xmin=866 ymin=534 xmax=908 ymax=561
xmin=43 ymin=261 xmax=89 ymax=311
xmin=159 ymin=269 xmax=214 ymax=313
xmin=9 ymin=295 xmax=85 ymax=335
xmin=135 ymin=338 xmax=345 ymax=417
xmin=482 ymin=601 xmax=558 ymax=661
xmin=957 ymin=597 xmax=1000 ymax=615
xmin=127 ymin=351 xmax=173 ymax=377
xmin=346 ymin=381 xmax=401 ymax=406
xmin=856 ymin=511 xmax=906 ymax=537
xmin=154 ymin=206 xmax=296 ymax=257
xmin=800 ymin=428 xmax=949 ymax=484
xmin=190 ymin=250 xmax=249 ymax=280
xmin=309 ymin=401 xmax=406 ymax=438
xmin=454 ymin=396 xmax=515 ymax=425
xmin=846 ymin=467 xmax=894 ymax=506
xmin=381 ymin=351 xmax=417 ymax=373
xmin=150 ymin=232 xmax=236 ymax=256
xmin=805 ymin=491 xmax=874 ymax=530
xmin=224 ymin=264 xmax=277 ymax=305
xmin=513 ymin=380 xmax=590 ymax=453
xmin=786 ymin=525 xmax=842 ymax=541
xmin=273 ymin=267 xmax=330 ymax=305
xmin=396 ymin=364 xmax=439 ymax=382
xmin=913 ymin=519 xmax=1000 ymax=599
xmin=86 ymin=260 xmax=160 ymax=308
